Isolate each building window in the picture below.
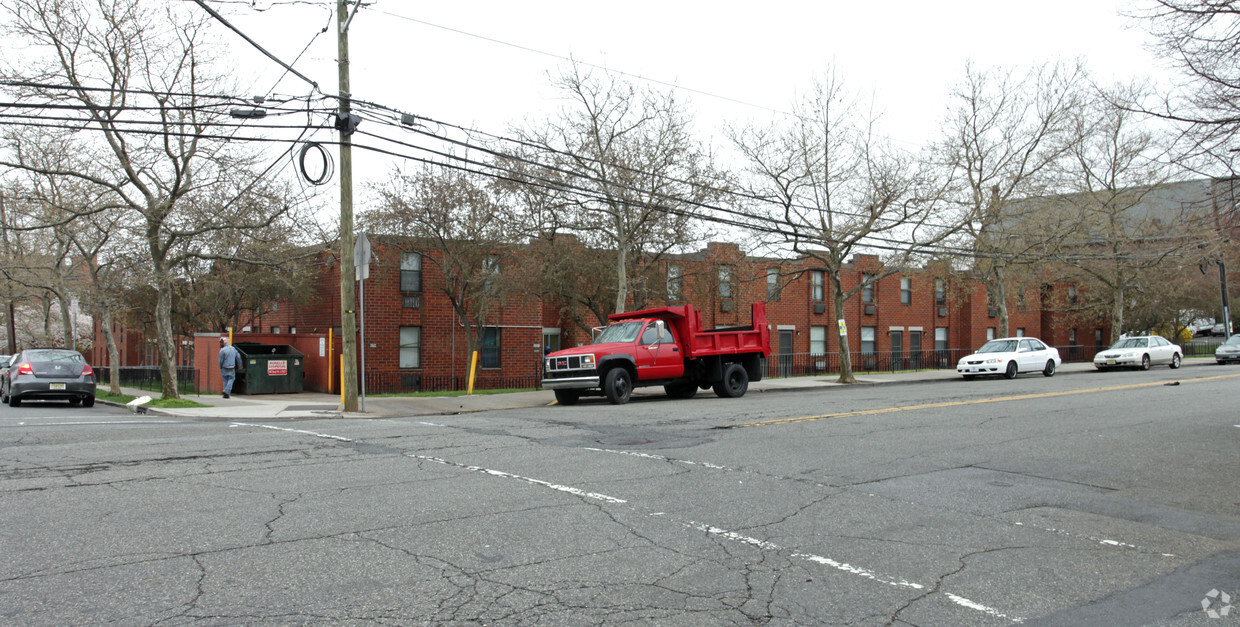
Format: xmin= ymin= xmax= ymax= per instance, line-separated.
xmin=862 ymin=274 xmax=874 ymax=303
xmin=289 ymin=327 xmax=297 ymax=335
xmin=400 ymin=252 xmax=422 ymax=292
xmin=1068 ymin=285 xmax=1077 ymax=306
xmin=1017 ymin=291 xmax=1027 ymax=311
xmin=861 ymin=326 xmax=877 ymax=356
xmin=481 ymin=327 xmax=501 ymax=368
xmin=1016 ymin=327 xmax=1026 ymax=337
xmin=667 ymin=264 xmax=682 ymax=301
xmin=810 ymin=326 xmax=827 ymax=355
xmin=811 ymin=271 xmax=824 ymax=302
xmin=1069 ymin=329 xmax=1078 ymax=345
xmin=399 ymin=327 xmax=421 ymax=368
xmin=1095 ymin=328 xmax=1103 ymax=346
xmin=900 ymin=277 xmax=912 ymax=305
xmin=935 ymin=327 xmax=948 ymax=351
xmin=767 ymin=268 xmax=780 ymax=301
xmin=270 ymin=326 xmax=280 ymax=334
xmin=483 ymin=255 xmax=499 ymax=292
xmin=935 ymin=279 xmax=946 ymax=308
xmin=987 ymin=327 xmax=996 ymax=340
xmin=718 ymin=266 xmax=733 ymax=299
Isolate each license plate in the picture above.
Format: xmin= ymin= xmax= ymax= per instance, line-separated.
xmin=1106 ymin=360 xmax=1116 ymax=365
xmin=50 ymin=383 xmax=66 ymax=390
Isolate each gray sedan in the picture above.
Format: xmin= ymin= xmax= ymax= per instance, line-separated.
xmin=1 ymin=349 xmax=97 ymax=407
xmin=1216 ymin=335 xmax=1240 ymax=364
xmin=1093 ymin=336 xmax=1182 ymax=370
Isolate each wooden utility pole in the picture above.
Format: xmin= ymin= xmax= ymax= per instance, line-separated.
xmin=0 ymin=194 xmax=17 ymax=354
xmin=337 ymin=0 xmax=359 ymax=412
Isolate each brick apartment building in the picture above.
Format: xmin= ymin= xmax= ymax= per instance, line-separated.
xmin=91 ymin=236 xmax=1107 ymax=394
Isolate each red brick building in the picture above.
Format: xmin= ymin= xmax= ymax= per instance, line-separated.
xmin=92 ymin=237 xmax=1108 ymax=393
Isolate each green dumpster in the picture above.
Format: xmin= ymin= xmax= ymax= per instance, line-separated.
xmin=234 ymin=343 xmax=304 ymax=394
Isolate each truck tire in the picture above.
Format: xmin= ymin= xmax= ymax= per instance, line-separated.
xmin=603 ymin=368 xmax=632 ymax=405
xmin=664 ymin=382 xmax=697 ymax=399
xmin=553 ymin=389 xmax=581 ymax=405
xmin=713 ymin=363 xmax=748 ymax=398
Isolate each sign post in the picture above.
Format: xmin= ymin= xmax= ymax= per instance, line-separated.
xmin=354 ymin=232 xmax=371 ymax=412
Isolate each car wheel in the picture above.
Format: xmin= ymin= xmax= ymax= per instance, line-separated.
xmin=0 ymin=383 xmax=7 ymax=403
xmin=1140 ymin=354 xmax=1151 ymax=371
xmin=82 ymin=395 xmax=95 ymax=408
xmin=553 ymin=389 xmax=580 ymax=406
xmin=1043 ymin=360 xmax=1056 ymax=377
xmin=68 ymin=398 xmax=81 ymax=407
xmin=713 ymin=363 xmax=749 ymax=398
xmin=603 ymin=368 xmax=632 ymax=405
xmin=8 ymin=394 xmax=19 ymax=407
xmin=664 ymin=382 xmax=698 ymax=399
xmin=1170 ymin=353 xmax=1181 ymax=369
xmin=1003 ymin=361 xmax=1018 ymax=379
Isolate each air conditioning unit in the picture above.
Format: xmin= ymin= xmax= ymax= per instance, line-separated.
xmin=938 ymin=307 xmax=948 ymax=317
xmin=813 ymin=303 xmax=826 ymax=314
xmin=864 ymin=304 xmax=875 ymax=315
xmin=987 ymin=308 xmax=997 ymax=318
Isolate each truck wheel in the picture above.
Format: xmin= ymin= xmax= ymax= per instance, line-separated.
xmin=713 ymin=363 xmax=749 ymax=398
xmin=553 ymin=390 xmax=581 ymax=406
xmin=664 ymin=382 xmax=697 ymax=399
xmin=603 ymin=368 xmax=632 ymax=405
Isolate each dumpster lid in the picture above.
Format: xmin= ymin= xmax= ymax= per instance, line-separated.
xmin=233 ymin=342 xmax=304 ymax=357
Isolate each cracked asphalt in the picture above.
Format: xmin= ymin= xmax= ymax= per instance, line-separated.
xmin=1 ymin=366 xmax=1238 ymax=625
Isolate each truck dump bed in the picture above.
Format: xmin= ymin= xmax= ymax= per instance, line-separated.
xmin=608 ymin=303 xmax=770 ymax=359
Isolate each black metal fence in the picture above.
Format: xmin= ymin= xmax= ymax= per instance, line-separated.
xmin=95 ymin=366 xmax=202 ymax=395
xmin=362 ymin=371 xmax=542 ymax=395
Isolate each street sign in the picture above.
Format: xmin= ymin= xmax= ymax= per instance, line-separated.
xmin=354 ymin=231 xmax=371 ymax=280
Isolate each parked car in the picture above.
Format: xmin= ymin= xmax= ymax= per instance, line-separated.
xmin=1093 ymin=335 xmax=1183 ymax=371
xmin=1216 ymin=335 xmax=1240 ymax=364
xmin=0 ymin=348 xmax=96 ymax=407
xmin=957 ymin=337 xmax=1061 ymax=379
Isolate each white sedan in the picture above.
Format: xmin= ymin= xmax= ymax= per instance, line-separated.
xmin=1093 ymin=336 xmax=1182 ymax=370
xmin=957 ymin=337 xmax=1061 ymax=379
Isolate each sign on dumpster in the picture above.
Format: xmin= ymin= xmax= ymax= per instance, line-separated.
xmin=268 ymin=360 xmax=288 ymax=376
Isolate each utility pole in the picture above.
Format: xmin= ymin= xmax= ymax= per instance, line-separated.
xmin=337 ymin=0 xmax=359 ymax=412
xmin=1220 ymin=260 xmax=1232 ymax=338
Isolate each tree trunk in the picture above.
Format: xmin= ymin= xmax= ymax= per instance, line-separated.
xmin=613 ymin=245 xmax=628 ymax=314
xmin=987 ymin=267 xmax=1011 ymax=337
xmin=830 ymin=272 xmax=856 ymax=384
xmin=56 ymin=291 xmax=72 ymax=349
xmin=154 ymin=263 xmax=180 ymax=399
xmin=1110 ymin=285 xmax=1125 ymax=344
xmin=101 ymin=309 xmax=122 ymax=395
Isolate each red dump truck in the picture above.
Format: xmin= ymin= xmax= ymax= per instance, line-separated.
xmin=542 ymin=303 xmax=771 ymax=405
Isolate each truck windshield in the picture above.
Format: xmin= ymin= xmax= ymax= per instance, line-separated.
xmin=593 ymin=321 xmax=644 ymax=344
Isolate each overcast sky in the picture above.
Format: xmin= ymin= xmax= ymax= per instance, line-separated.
xmin=220 ymin=0 xmax=1170 ymax=182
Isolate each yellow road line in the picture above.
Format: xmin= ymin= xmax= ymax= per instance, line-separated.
xmin=723 ymin=373 xmax=1240 ymax=429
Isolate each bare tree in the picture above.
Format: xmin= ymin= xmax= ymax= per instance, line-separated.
xmin=938 ymin=62 xmax=1084 ymax=337
xmin=730 ymin=72 xmax=956 ymax=384
xmin=365 ymin=164 xmax=517 ymax=366
xmin=0 ymin=0 xmax=313 ymax=398
xmin=504 ymin=64 xmax=724 ymax=315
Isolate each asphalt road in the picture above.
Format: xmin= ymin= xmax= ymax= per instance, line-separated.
xmin=1 ymin=367 xmax=1238 ymax=625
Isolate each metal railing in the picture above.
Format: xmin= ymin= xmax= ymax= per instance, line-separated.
xmin=95 ymin=366 xmax=201 ymax=395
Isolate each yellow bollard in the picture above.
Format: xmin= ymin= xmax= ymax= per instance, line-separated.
xmin=467 ymin=351 xmax=479 ymax=395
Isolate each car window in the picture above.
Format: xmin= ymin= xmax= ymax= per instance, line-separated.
xmin=594 ymin=321 xmax=644 ymax=344
xmin=26 ymin=349 xmax=84 ymax=363
xmin=979 ymin=340 xmax=1017 ymax=353
xmin=639 ymin=325 xmax=658 ymax=345
xmin=1226 ymin=335 xmax=1240 ymax=346
xmin=1028 ymin=339 xmax=1046 ymax=351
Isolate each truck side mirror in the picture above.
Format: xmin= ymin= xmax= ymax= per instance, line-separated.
xmin=655 ymin=320 xmax=666 ymax=344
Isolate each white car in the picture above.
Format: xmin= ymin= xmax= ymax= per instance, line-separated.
xmin=957 ymin=337 xmax=1061 ymax=379
xmin=1093 ymin=336 xmax=1182 ymax=371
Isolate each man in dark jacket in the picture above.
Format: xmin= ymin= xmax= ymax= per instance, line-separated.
xmin=218 ymin=337 xmax=244 ymax=398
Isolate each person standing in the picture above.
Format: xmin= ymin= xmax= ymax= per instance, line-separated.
xmin=218 ymin=337 xmax=243 ymax=398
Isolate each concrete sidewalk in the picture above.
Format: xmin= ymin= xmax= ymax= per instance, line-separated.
xmin=103 ymin=357 xmax=1220 ymax=420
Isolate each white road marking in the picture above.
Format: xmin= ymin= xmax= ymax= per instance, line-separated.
xmin=230 ymin=422 xmax=354 ymax=442
xmin=407 ymin=454 xmax=627 ymax=503
xmin=687 ymin=522 xmax=924 ymax=590
xmin=946 ymin=593 xmax=1025 ymax=623
xmin=584 ymin=447 xmax=731 ymax=470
